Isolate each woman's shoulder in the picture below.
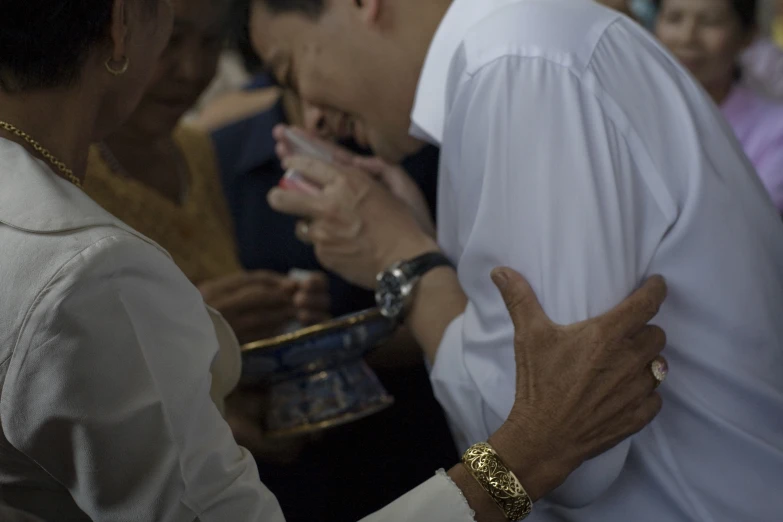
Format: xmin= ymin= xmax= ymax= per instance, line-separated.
xmin=1 ymin=224 xmax=176 ymax=298
xmin=0 ymin=223 xmax=181 ymax=362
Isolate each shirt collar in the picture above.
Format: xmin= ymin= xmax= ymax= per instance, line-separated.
xmin=0 ymin=137 xmax=167 ymax=251
xmin=409 ymin=0 xmax=523 ymax=145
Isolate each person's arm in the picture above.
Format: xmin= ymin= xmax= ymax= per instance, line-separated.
xmin=428 ymin=55 xmax=673 ymax=506
xmin=363 ymin=268 xmax=666 ymax=522
xmin=2 ymin=236 xmax=284 ymax=521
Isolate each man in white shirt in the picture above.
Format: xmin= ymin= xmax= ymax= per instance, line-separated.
xmin=258 ymin=0 xmax=783 ymax=520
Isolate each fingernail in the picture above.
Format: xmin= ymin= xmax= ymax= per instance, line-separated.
xmin=491 ymin=268 xmax=508 ymax=288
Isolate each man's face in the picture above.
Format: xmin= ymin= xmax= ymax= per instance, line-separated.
xmin=249 ymin=1 xmax=424 ymax=162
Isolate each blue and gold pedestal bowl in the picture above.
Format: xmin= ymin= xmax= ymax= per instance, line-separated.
xmin=241 ymin=309 xmax=397 ymax=437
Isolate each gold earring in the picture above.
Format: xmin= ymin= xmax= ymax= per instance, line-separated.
xmin=105 ymin=57 xmax=130 ymax=76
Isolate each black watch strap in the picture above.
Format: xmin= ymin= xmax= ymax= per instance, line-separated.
xmin=401 ymin=252 xmax=454 ymax=280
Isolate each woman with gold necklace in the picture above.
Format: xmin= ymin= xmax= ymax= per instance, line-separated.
xmin=0 ymin=0 xmax=667 ymax=520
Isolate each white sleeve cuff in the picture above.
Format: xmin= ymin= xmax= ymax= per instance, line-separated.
xmin=359 ymin=470 xmax=476 ymax=522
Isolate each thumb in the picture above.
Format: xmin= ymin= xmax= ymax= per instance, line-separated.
xmin=491 ymin=267 xmax=552 ymax=331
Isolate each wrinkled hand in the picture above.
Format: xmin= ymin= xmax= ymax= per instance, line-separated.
xmin=274 ymin=125 xmax=435 ymax=237
xmin=292 ymin=271 xmax=331 ymax=325
xmin=268 ymin=155 xmax=438 ymax=289
xmin=199 ymin=271 xmax=298 ymax=344
xmin=487 ymin=268 xmax=667 ymax=501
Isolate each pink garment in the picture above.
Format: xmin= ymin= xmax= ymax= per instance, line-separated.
xmin=721 ymin=84 xmax=783 ymax=212
xmin=741 ymin=38 xmax=783 ymax=99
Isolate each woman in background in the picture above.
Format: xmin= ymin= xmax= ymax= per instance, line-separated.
xmin=84 ymin=0 xmax=331 ymax=345
xmin=655 ymin=0 xmax=783 ymax=212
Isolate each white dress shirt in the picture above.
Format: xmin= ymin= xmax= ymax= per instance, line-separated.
xmin=412 ymin=0 xmax=783 ymax=520
xmin=0 ymin=137 xmax=477 ymax=521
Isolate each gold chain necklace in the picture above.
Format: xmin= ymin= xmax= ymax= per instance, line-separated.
xmin=0 ymin=120 xmax=83 ymax=188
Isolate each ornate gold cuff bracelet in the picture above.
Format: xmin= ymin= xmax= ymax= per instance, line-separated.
xmin=462 ymin=442 xmax=533 ymax=521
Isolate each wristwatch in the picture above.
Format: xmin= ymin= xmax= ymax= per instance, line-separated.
xmin=375 ymin=252 xmax=454 ymax=323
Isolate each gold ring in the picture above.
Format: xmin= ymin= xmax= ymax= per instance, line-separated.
xmin=650 ymin=357 xmax=668 ymax=388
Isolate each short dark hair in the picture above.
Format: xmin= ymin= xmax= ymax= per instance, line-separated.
xmin=256 ymin=0 xmax=325 ymax=18
xmin=654 ymin=0 xmax=757 ymax=31
xmin=0 ymin=0 xmax=157 ymax=93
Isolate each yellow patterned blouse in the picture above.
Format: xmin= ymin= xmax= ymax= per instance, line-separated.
xmin=84 ymin=126 xmax=243 ymax=284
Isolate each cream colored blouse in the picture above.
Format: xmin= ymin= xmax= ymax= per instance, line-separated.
xmin=0 ymin=137 xmax=478 ymax=521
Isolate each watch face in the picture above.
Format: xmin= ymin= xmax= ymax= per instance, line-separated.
xmin=376 ymin=270 xmax=406 ymax=319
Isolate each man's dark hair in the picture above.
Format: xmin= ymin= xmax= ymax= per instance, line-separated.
xmin=0 ymin=0 xmax=157 ymax=93
xmin=229 ymin=0 xmax=264 ymax=72
xmin=258 ymin=0 xmax=325 ymax=18
xmin=654 ymin=0 xmax=757 ymax=31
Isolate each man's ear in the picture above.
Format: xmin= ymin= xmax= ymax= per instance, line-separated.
xmin=109 ymin=0 xmax=130 ymax=62
xmin=355 ymin=0 xmax=381 ymax=26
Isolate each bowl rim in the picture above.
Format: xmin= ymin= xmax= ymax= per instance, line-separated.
xmin=241 ymin=308 xmax=385 ymax=353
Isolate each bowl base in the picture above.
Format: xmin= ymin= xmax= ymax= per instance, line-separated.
xmin=264 ymin=359 xmax=395 ymax=437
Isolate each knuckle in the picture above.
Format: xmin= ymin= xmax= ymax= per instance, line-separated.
xmin=589 ymin=321 xmax=614 ymax=348
xmin=636 ymin=325 xmax=666 ymax=356
xmin=335 ymin=171 xmax=351 ymax=188
xmin=644 ymin=288 xmax=665 ymax=316
xmin=636 ymin=394 xmax=663 ymax=426
xmin=652 ymin=325 xmax=667 ymax=348
xmin=300 ymin=157 xmax=315 ymax=171
xmin=322 ymin=201 xmax=341 ymax=219
xmin=309 ymin=225 xmax=328 ymax=243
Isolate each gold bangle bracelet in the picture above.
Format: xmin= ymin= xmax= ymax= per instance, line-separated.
xmin=462 ymin=442 xmax=533 ymax=521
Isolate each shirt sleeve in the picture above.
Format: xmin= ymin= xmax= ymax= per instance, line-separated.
xmin=2 ymin=235 xmax=285 ymax=522
xmin=430 ymin=55 xmax=668 ymax=508
xmin=359 ymin=471 xmax=476 ymax=522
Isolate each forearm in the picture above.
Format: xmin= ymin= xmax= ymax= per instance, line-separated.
xmin=406 ymin=265 xmax=467 ymax=365
xmin=366 ymin=325 xmax=424 ymax=369
xmin=362 ymin=419 xmax=565 ymax=522
xmin=376 ymin=230 xmax=467 ymax=365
